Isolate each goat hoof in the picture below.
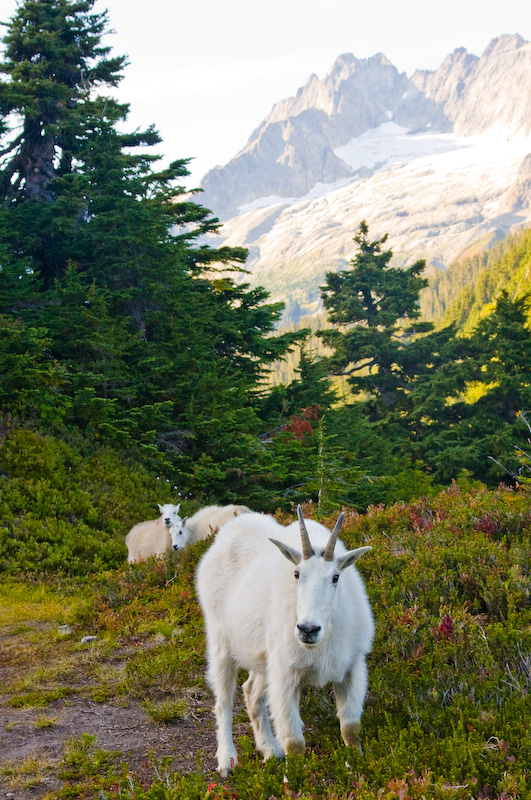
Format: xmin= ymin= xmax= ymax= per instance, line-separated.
xmin=341 ymin=723 xmax=362 ymax=752
xmin=217 ymin=753 xmax=238 ymax=777
xmin=261 ymin=744 xmax=284 ymax=762
xmin=284 ymin=738 xmax=305 ymax=755
xmin=218 ymin=764 xmax=236 ymax=778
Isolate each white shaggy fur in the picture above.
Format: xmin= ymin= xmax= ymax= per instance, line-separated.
xmin=196 ymin=507 xmax=374 ymax=776
xmin=169 ymin=504 xmax=250 ymax=551
xmin=125 ymin=503 xmax=184 ymax=563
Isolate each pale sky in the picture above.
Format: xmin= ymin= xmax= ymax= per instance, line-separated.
xmin=1 ymin=0 xmax=531 ymax=186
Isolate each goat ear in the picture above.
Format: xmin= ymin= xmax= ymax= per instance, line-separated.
xmin=182 ymin=516 xmax=188 ymax=526
xmin=175 ymin=503 xmax=181 ymax=514
xmin=157 ymin=503 xmax=163 ymax=513
xmin=269 ymin=538 xmax=301 ymax=565
xmin=336 ymin=546 xmax=372 ymax=571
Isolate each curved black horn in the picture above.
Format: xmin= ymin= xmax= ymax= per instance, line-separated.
xmin=297 ymin=505 xmax=314 ymax=560
xmin=323 ymin=512 xmax=344 ymax=561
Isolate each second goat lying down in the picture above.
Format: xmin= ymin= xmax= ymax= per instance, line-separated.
xmin=169 ymin=504 xmax=250 ymax=551
xmin=196 ymin=507 xmax=374 ymax=777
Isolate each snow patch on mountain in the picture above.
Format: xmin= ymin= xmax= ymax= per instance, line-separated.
xmin=335 ymin=122 xmax=470 ymax=173
xmin=238 ymin=177 xmax=354 ymax=215
xmin=219 ymin=124 xmax=531 ymax=311
xmin=238 ymin=125 xmax=531 ymax=220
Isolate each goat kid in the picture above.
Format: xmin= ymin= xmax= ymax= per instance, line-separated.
xmin=125 ymin=503 xmax=184 ymax=563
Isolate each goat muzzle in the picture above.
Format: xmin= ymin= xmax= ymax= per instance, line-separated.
xmin=296 ymin=622 xmax=322 ymax=644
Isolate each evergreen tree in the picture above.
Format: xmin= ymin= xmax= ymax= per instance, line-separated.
xmin=0 ymin=0 xmax=302 ymax=504
xmin=0 ymin=0 xmax=125 ymax=201
xmin=287 ymin=348 xmax=337 ymax=412
xmin=470 ymin=291 xmax=531 ymax=422
xmin=451 ymin=292 xmax=531 ymax=483
xmin=319 ymin=221 xmax=433 ymax=418
xmin=263 ymin=346 xmax=336 ymax=426
xmin=411 ymin=292 xmax=531 ymax=484
xmin=318 ymin=222 xmax=469 ymax=488
xmin=0 ymin=315 xmax=68 ymax=423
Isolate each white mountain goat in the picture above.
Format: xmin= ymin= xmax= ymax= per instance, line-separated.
xmin=196 ymin=506 xmax=374 ymax=776
xmin=125 ymin=503 xmax=184 ymax=563
xmin=169 ymin=504 xmax=250 ymax=551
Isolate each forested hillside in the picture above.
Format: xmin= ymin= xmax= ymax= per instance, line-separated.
xmin=0 ymin=0 xmax=311 ymax=515
xmin=421 ymin=226 xmax=531 ymax=329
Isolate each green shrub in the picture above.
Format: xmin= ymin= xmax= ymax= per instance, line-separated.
xmin=0 ymin=425 xmax=182 ymax=577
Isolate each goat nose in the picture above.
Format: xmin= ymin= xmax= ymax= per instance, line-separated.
xmin=297 ymin=623 xmax=321 ymax=643
xmin=297 ymin=623 xmax=321 ymax=635
xmin=172 ymin=544 xmax=180 ymax=551
xmin=165 ymin=518 xmax=171 ymax=525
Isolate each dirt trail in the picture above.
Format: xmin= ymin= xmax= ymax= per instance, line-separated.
xmin=0 ymin=695 xmax=220 ymax=798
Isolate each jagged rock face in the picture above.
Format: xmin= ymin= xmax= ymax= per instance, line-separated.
xmin=505 ymin=153 xmax=531 ymax=212
xmin=404 ymin=35 xmax=531 ymax=137
xmin=199 ymin=35 xmax=531 ymax=324
xmin=201 ymin=54 xmax=407 ymax=220
xmin=201 ymin=35 xmax=531 ymax=220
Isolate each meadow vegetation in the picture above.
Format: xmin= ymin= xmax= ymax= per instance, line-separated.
xmin=2 ymin=482 xmax=531 ymax=798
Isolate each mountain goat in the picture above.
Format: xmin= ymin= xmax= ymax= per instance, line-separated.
xmin=125 ymin=503 xmax=184 ymax=563
xmin=169 ymin=504 xmax=250 ymax=551
xmin=196 ymin=506 xmax=374 ymax=776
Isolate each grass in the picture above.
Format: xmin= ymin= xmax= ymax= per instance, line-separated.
xmin=0 ymin=581 xmax=73 ymax=627
xmin=33 ymin=713 xmax=59 ymax=729
xmin=7 ymin=688 xmax=76 ymax=708
xmin=143 ymin=698 xmax=188 ymax=723
xmin=7 ymin=653 xmax=83 ymax=693
xmin=0 ymin=753 xmax=57 ymax=790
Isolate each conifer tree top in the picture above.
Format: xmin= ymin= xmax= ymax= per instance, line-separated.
xmin=0 ymin=0 xmax=127 ymax=200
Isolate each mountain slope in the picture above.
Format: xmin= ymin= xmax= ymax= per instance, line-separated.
xmin=436 ymin=226 xmax=531 ymax=333
xmin=200 ymin=35 xmax=531 ymax=326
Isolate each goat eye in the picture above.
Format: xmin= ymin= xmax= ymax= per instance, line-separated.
xmin=294 ymin=570 xmax=300 ymax=580
xmin=332 ymin=573 xmax=340 ymax=584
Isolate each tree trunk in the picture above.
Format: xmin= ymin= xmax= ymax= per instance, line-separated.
xmin=14 ymin=116 xmax=56 ymax=201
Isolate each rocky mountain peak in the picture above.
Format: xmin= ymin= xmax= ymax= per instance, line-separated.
xmin=406 ymin=34 xmax=531 ymax=137
xmin=198 ymin=35 xmax=530 ymax=331
xmin=259 ymin=51 xmax=402 ymax=130
xmin=200 ymin=35 xmax=531 ymax=222
xmin=482 ymin=32 xmax=527 ymax=58
xmin=200 ymin=52 xmax=406 ymax=219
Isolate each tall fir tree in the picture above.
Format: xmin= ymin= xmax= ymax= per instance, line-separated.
xmin=400 ymin=292 xmax=531 ymax=485
xmin=318 ymin=221 xmax=470 ymax=488
xmin=319 ymin=220 xmax=433 ymax=418
xmin=0 ymin=0 xmax=125 ymax=199
xmin=439 ymin=292 xmax=531 ymax=483
xmin=0 ymin=0 xmax=303 ymax=504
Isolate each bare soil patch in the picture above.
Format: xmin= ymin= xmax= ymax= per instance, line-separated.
xmin=0 ymin=692 xmax=222 ymax=799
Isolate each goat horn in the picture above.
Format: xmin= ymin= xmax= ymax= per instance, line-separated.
xmin=297 ymin=505 xmax=314 ymax=559
xmin=323 ymin=512 xmax=344 ymax=561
